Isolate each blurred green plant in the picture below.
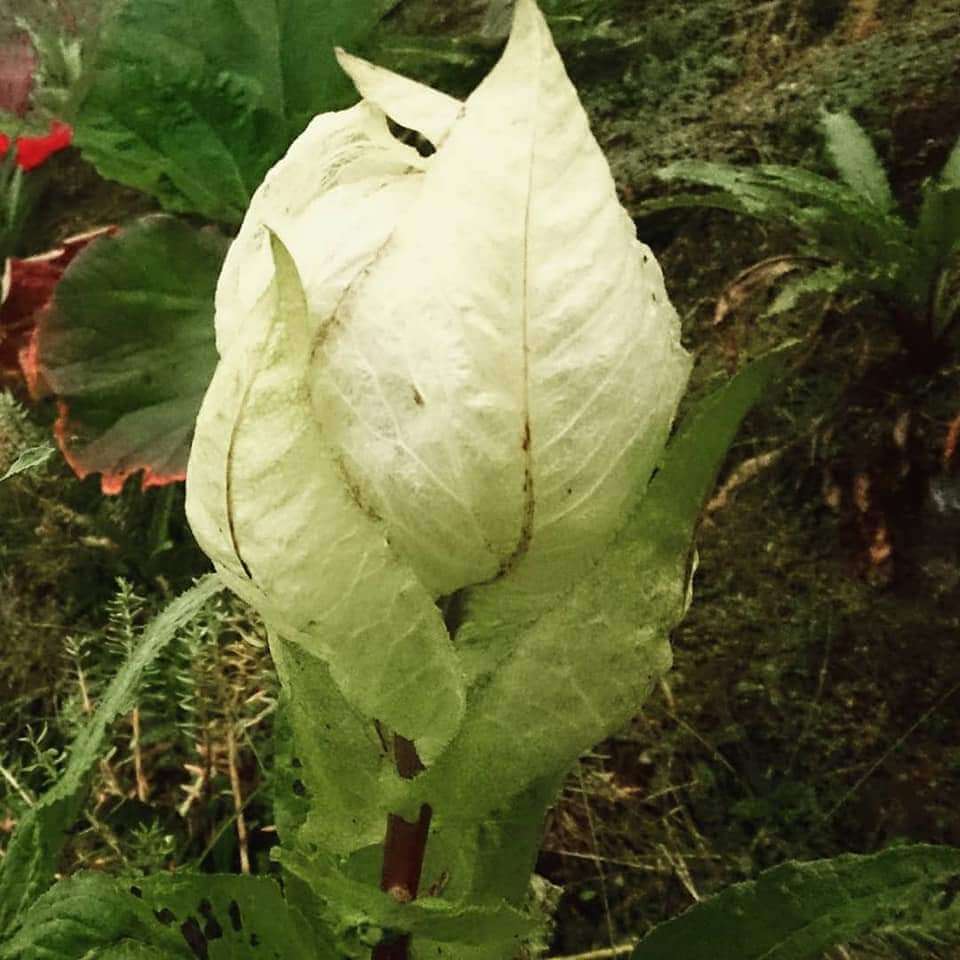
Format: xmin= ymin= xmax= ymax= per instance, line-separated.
xmin=646 ymin=111 xmax=960 ymax=368
xmin=5 ymin=0 xmax=403 ymax=495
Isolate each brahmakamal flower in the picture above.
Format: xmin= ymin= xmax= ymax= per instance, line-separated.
xmin=186 ymin=0 xmax=690 ymax=758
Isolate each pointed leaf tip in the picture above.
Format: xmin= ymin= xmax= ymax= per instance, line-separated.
xmin=334 ymin=46 xmax=461 ymax=146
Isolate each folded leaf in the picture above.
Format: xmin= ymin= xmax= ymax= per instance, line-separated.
xmin=317 ymin=0 xmax=690 ymax=599
xmin=187 ymin=235 xmax=465 ymax=761
xmin=415 ymin=343 xmax=798 ymax=823
xmin=2 ymin=871 xmax=320 ymax=960
xmin=334 ymin=47 xmax=462 ymax=146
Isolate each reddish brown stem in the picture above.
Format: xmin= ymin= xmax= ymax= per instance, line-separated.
xmin=372 ymin=735 xmax=432 ymax=960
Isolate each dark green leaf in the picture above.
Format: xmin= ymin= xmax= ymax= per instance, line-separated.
xmin=0 ymin=576 xmax=223 ymax=938
xmin=940 ymin=135 xmax=960 ymax=188
xmin=2 ymin=871 xmax=322 ymax=960
xmin=651 ymin=161 xmax=914 ymax=304
xmin=75 ymin=0 xmax=383 ymax=222
xmin=631 ymin=845 xmax=960 ymax=960
xmin=764 ymin=264 xmax=851 ymax=317
xmin=35 ymin=216 xmax=227 ymax=494
xmin=0 ymin=442 xmax=55 ymax=482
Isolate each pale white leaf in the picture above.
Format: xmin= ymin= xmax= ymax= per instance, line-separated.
xmin=312 ymin=0 xmax=690 ymax=599
xmin=335 ymin=47 xmax=463 ymax=146
xmin=213 ymin=102 xmax=425 ymax=353
xmin=186 ymin=236 xmax=465 ymax=761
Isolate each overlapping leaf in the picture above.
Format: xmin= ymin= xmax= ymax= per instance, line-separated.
xmin=414 ymin=343 xmax=797 ymax=824
xmin=187 ymin=236 xmax=465 ymax=762
xmin=318 ymin=0 xmax=691 ymax=601
xmin=74 ymin=0 xmax=383 ymax=223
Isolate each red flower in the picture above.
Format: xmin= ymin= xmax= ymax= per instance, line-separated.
xmin=0 ymin=120 xmax=73 ymax=171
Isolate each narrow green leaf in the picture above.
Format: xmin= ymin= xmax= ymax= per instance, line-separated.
xmin=917 ymin=184 xmax=960 ymax=269
xmin=820 ymin=110 xmax=896 ymax=213
xmin=623 ymin=340 xmax=799 ymax=561
xmin=653 ymin=158 xmax=912 ymax=285
xmin=415 ymin=344 xmax=798 ymax=824
xmin=763 ymin=264 xmax=850 ymax=317
xmin=631 ymin=844 xmax=960 ymax=960
xmin=0 ymin=576 xmax=223 ymax=938
xmin=0 ymin=442 xmax=55 ymax=483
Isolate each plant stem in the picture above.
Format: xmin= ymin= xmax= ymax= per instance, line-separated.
xmin=373 ymin=734 xmax=432 ymax=960
xmin=226 ymin=725 xmax=250 ymax=874
xmin=131 ymin=705 xmax=148 ymax=802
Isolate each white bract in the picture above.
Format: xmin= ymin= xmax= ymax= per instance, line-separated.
xmin=185 ymin=0 xmax=690 ymax=759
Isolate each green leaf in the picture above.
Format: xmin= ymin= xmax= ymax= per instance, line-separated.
xmin=915 ymin=164 xmax=960 ymax=336
xmin=764 ymin=264 xmax=851 ymax=317
xmin=74 ymin=0 xmax=383 ymax=222
xmin=820 ymin=109 xmax=896 ymax=213
xmin=270 ymin=636 xmax=394 ymax=858
xmin=651 ymin=161 xmax=912 ymax=301
xmin=34 ymin=216 xmax=227 ymax=495
xmin=2 ymin=871 xmax=322 ymax=960
xmin=628 ymin=341 xmax=799 ymax=557
xmin=421 ymin=773 xmax=565 ymax=907
xmin=414 ymin=343 xmax=798 ymax=825
xmin=280 ymin=849 xmax=533 ymax=953
xmin=631 ymin=844 xmax=960 ymax=960
xmin=0 ymin=576 xmax=223 ymax=938
xmin=918 ymin=184 xmax=960 ymax=261
xmin=0 ymin=442 xmax=55 ymax=483
xmin=940 ymin=134 xmax=960 ymax=188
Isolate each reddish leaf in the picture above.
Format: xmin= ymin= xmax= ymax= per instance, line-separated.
xmin=0 ymin=228 xmax=115 ymax=391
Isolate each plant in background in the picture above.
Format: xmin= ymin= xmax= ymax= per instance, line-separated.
xmin=647 ymin=110 xmax=960 ymax=369
xmin=7 ymin=0 xmax=401 ymax=495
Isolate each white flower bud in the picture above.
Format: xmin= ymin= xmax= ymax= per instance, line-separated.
xmin=185 ymin=0 xmax=690 ymax=757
